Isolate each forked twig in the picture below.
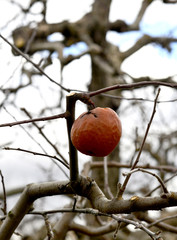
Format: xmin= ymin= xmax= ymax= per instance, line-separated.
xmin=123 ymin=168 xmax=169 ymax=194
xmin=30 ymin=207 xmax=162 ymax=240
xmin=145 ymin=172 xmax=177 ymax=197
xmin=111 ymin=214 xmax=162 ymax=240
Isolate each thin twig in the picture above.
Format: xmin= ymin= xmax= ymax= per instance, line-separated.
xmin=147 ymin=214 xmax=177 ymax=228
xmin=88 ymin=82 xmax=176 ymax=97
xmin=3 ymin=147 xmax=69 ymax=169
xmin=29 ymin=207 xmax=162 ymax=239
xmin=117 ymin=88 xmax=161 ymax=199
xmin=145 ymin=172 xmax=177 ymax=197
xmin=123 ymin=168 xmax=169 ymax=194
xmin=0 ymin=111 xmax=69 ymax=128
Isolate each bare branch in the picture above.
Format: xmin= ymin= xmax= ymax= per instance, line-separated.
xmin=89 ymin=81 xmax=177 ymax=97
xmin=30 ymin=207 xmax=162 ymax=239
xmin=0 ymin=112 xmax=69 ymax=128
xmin=19 ymin=207 xmax=177 ymax=235
xmin=148 ymin=214 xmax=177 ymax=228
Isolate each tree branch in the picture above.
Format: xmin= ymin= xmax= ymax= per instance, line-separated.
xmin=66 ymin=93 xmax=79 ymax=182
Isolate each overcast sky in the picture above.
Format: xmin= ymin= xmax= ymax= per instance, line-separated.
xmin=1 ymin=0 xmax=177 ymax=81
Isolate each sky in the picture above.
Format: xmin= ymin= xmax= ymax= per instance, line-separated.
xmin=49 ymin=0 xmax=177 ymax=78
xmin=1 ymin=0 xmax=177 ymax=82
